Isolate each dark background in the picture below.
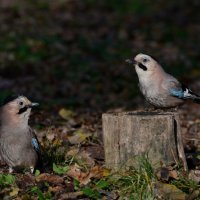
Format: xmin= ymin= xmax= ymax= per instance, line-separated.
xmin=0 ymin=2 xmax=200 ymax=199
xmin=0 ymin=0 xmax=199 ymax=112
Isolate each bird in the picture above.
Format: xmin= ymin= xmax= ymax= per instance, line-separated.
xmin=0 ymin=95 xmax=40 ymax=173
xmin=126 ymin=53 xmax=200 ymax=109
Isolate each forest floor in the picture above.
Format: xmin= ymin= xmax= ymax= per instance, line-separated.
xmin=0 ymin=1 xmax=200 ymax=199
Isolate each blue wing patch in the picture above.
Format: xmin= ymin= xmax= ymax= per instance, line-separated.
xmin=32 ymin=138 xmax=40 ymax=152
xmin=169 ymin=88 xmax=184 ymax=98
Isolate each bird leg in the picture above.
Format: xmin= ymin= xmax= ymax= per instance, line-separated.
xmin=30 ymin=166 xmax=34 ymax=173
xmin=144 ymin=101 xmax=163 ymax=112
xmin=9 ymin=167 xmax=13 ymax=173
xmin=144 ymin=101 xmax=155 ymax=112
xmin=162 ymin=107 xmax=178 ymax=113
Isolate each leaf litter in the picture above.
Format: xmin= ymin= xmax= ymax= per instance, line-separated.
xmin=0 ymin=1 xmax=200 ymax=199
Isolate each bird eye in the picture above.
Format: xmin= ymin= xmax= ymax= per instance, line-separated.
xmin=143 ymin=58 xmax=148 ymax=63
xmin=19 ymin=101 xmax=23 ymax=106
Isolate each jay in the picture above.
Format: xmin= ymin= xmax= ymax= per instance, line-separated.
xmin=126 ymin=53 xmax=200 ymax=108
xmin=0 ymin=95 xmax=40 ymax=173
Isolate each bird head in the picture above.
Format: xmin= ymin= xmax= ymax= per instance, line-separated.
xmin=126 ymin=53 xmax=162 ymax=78
xmin=0 ymin=95 xmax=39 ymax=127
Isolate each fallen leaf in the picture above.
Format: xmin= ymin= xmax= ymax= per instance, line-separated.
xmin=59 ymin=108 xmax=75 ymax=120
xmin=48 ymin=185 xmax=65 ymax=193
xmin=153 ymin=182 xmax=187 ymax=200
xmin=67 ymin=164 xmax=87 ymax=184
xmin=67 ymin=164 xmax=104 ymax=186
xmin=36 ymin=173 xmax=64 ymax=185
xmin=52 ymin=138 xmax=63 ymax=146
xmin=103 ymin=168 xmax=110 ymax=177
xmin=89 ymin=165 xmax=104 ymax=179
xmin=66 ymin=147 xmax=79 ymax=156
xmin=59 ymin=191 xmax=83 ymax=200
xmin=15 ymin=174 xmax=35 ymax=189
xmin=9 ymin=187 xmax=19 ymax=197
xmin=189 ymin=170 xmax=200 ymax=183
xmin=169 ymin=170 xmax=179 ymax=180
xmin=76 ymin=151 xmax=95 ymax=167
xmin=85 ymin=145 xmax=105 ymax=161
xmin=68 ymin=130 xmax=91 ymax=144
xmin=156 ymin=167 xmax=179 ymax=181
xmin=46 ymin=132 xmax=55 ymax=141
xmin=187 ymin=190 xmax=200 ymax=200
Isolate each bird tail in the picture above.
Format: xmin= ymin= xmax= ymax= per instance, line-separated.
xmin=184 ymin=88 xmax=200 ymax=104
xmin=194 ymin=96 xmax=200 ymax=104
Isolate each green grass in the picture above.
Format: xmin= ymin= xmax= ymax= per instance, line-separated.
xmin=104 ymin=156 xmax=200 ymax=199
xmin=107 ymin=157 xmax=155 ymax=199
xmin=171 ymin=177 xmax=199 ymax=194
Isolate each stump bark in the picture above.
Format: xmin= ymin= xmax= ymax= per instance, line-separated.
xmin=102 ymin=111 xmax=187 ymax=171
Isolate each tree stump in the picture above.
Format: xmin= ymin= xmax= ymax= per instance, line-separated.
xmin=102 ymin=111 xmax=187 ymax=171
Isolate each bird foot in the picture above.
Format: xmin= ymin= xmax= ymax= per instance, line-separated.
xmin=168 ymin=107 xmax=178 ymax=112
xmin=144 ymin=107 xmax=155 ymax=112
xmin=144 ymin=107 xmax=178 ymax=113
xmin=144 ymin=107 xmax=163 ymax=113
xmin=30 ymin=166 xmax=34 ymax=173
xmin=9 ymin=167 xmax=13 ymax=173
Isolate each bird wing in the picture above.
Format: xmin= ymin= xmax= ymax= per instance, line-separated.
xmin=29 ymin=128 xmax=44 ymax=171
xmin=168 ymin=81 xmax=185 ymax=99
xmin=166 ymin=80 xmax=200 ymax=100
xmin=29 ymin=128 xmax=40 ymax=154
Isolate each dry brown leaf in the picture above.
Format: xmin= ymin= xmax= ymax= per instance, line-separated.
xmin=85 ymin=145 xmax=105 ymax=160
xmin=189 ymin=170 xmax=200 ymax=183
xmin=156 ymin=167 xmax=179 ymax=181
xmin=68 ymin=130 xmax=91 ymax=144
xmin=66 ymin=148 xmax=95 ymax=167
xmin=36 ymin=173 xmax=64 ymax=185
xmin=46 ymin=132 xmax=55 ymax=141
xmin=89 ymin=165 xmax=104 ymax=179
xmin=48 ymin=186 xmax=65 ymax=193
xmin=154 ymin=182 xmax=187 ymax=200
xmin=102 ymin=168 xmax=110 ymax=177
xmin=59 ymin=191 xmax=84 ymax=200
xmin=67 ymin=164 xmax=89 ymax=185
xmin=169 ymin=170 xmax=179 ymax=180
xmin=16 ymin=174 xmax=35 ymax=189
xmin=66 ymin=147 xmax=79 ymax=156
xmin=76 ymin=151 xmax=95 ymax=167
xmin=59 ymin=108 xmax=74 ymax=120
xmin=67 ymin=164 xmax=104 ymax=185
xmin=9 ymin=187 xmax=19 ymax=197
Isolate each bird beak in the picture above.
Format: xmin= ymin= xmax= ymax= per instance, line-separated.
xmin=125 ymin=59 xmax=137 ymax=65
xmin=27 ymin=102 xmax=39 ymax=108
xmin=30 ymin=102 xmax=39 ymax=107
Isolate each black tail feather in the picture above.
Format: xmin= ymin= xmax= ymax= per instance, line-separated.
xmin=194 ymin=97 xmax=200 ymax=104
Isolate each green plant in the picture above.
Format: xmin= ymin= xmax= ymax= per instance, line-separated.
xmin=0 ymin=174 xmax=15 ymax=188
xmin=171 ymin=177 xmax=199 ymax=194
xmin=35 ymin=169 xmax=41 ymax=176
xmin=53 ymin=163 xmax=69 ymax=175
xmin=95 ymin=180 xmax=110 ymax=190
xmin=108 ymin=156 xmax=155 ymax=199
xmin=31 ymin=186 xmax=52 ymax=200
xmin=82 ymin=187 xmax=101 ymax=200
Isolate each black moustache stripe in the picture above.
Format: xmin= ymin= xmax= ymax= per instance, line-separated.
xmin=18 ymin=107 xmax=28 ymax=114
xmin=138 ymin=63 xmax=147 ymax=71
